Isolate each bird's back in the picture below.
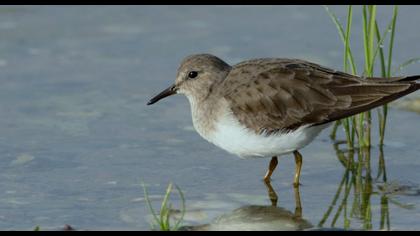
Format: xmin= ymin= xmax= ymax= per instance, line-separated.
xmin=221 ymin=58 xmax=420 ymax=135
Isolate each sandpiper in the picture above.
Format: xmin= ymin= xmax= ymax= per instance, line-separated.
xmin=147 ymin=54 xmax=419 ymax=186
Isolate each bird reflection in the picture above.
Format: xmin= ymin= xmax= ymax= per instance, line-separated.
xmin=176 ymin=142 xmax=417 ymax=231
xmin=180 ymin=182 xmax=311 ymax=231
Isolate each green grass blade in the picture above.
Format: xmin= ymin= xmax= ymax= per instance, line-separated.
xmin=173 ymin=184 xmax=186 ymax=230
xmin=324 ymin=5 xmax=357 ymax=75
xmin=141 ymin=182 xmax=161 ymax=227
xmin=369 ymin=20 xmax=394 ymax=75
xmin=163 ymin=203 xmax=172 ymax=230
xmin=392 ymin=57 xmax=420 ymax=75
xmin=387 ymin=6 xmax=398 ymax=77
xmin=327 ymin=5 xmax=402 ymax=152
xmin=331 ymin=172 xmax=353 ymax=227
xmin=330 ymin=120 xmax=340 ymax=140
xmin=376 ymin=6 xmax=398 ymax=146
xmin=362 ymin=6 xmax=370 ymax=76
xmin=344 ymin=118 xmax=353 ymax=148
xmin=374 ymin=21 xmax=387 ymax=77
xmin=362 ymin=5 xmax=377 ymax=77
xmin=159 ymin=183 xmax=173 ymax=230
xmin=331 ymin=5 xmax=355 ymax=142
xmin=318 ymin=162 xmax=350 ymax=227
xmin=324 ymin=5 xmax=346 ymax=43
xmin=367 ymin=6 xmax=377 ymax=76
xmin=344 ymin=5 xmax=357 ymax=74
xmin=388 ymin=198 xmax=415 ymax=210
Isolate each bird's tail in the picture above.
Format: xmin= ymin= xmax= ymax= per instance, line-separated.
xmin=368 ymin=74 xmax=420 ymax=83
xmin=369 ymin=74 xmax=420 ymax=90
xmin=322 ymin=75 xmax=420 ymax=124
xmin=398 ymin=74 xmax=420 ymax=82
xmin=400 ymin=75 xmax=420 ymax=90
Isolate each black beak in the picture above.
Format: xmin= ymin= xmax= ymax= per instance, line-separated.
xmin=147 ymin=84 xmax=177 ymax=105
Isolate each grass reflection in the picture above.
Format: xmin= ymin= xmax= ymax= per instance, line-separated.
xmin=318 ymin=143 xmax=389 ymax=230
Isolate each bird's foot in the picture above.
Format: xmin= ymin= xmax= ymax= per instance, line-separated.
xmin=263 ymin=177 xmax=272 ymax=183
xmin=293 ymin=182 xmax=302 ymax=188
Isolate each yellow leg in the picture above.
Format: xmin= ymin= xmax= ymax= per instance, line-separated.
xmin=293 ymin=184 xmax=302 ymax=218
xmin=293 ymin=151 xmax=303 ymax=187
xmin=263 ymin=156 xmax=278 ymax=183
xmin=264 ymin=180 xmax=278 ymax=206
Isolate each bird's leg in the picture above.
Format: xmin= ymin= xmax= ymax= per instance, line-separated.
xmin=263 ymin=180 xmax=278 ymax=206
xmin=293 ymin=151 xmax=303 ymax=187
xmin=293 ymin=184 xmax=302 ymax=219
xmin=263 ymin=156 xmax=278 ymax=183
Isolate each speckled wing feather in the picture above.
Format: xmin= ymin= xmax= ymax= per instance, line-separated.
xmin=222 ymin=59 xmax=419 ymax=134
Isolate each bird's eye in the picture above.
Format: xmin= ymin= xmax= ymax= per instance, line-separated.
xmin=188 ymin=71 xmax=198 ymax=79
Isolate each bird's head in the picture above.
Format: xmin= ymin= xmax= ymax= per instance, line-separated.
xmin=147 ymin=54 xmax=231 ymax=105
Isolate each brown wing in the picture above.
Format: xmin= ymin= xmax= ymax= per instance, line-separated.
xmin=222 ymin=59 xmax=419 ymax=134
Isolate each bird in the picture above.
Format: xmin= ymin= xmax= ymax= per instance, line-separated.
xmin=147 ymin=54 xmax=419 ymax=186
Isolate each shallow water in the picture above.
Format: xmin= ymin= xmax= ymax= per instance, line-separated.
xmin=0 ymin=5 xmax=419 ymax=230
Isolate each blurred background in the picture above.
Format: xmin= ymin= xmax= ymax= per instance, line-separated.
xmin=0 ymin=5 xmax=419 ymax=230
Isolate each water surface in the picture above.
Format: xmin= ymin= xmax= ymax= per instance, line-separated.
xmin=0 ymin=5 xmax=419 ymax=230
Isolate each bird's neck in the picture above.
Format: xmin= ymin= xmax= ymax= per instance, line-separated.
xmin=187 ymin=92 xmax=225 ymax=140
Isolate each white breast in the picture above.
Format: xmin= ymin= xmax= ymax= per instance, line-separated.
xmin=205 ymin=112 xmax=330 ymax=159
